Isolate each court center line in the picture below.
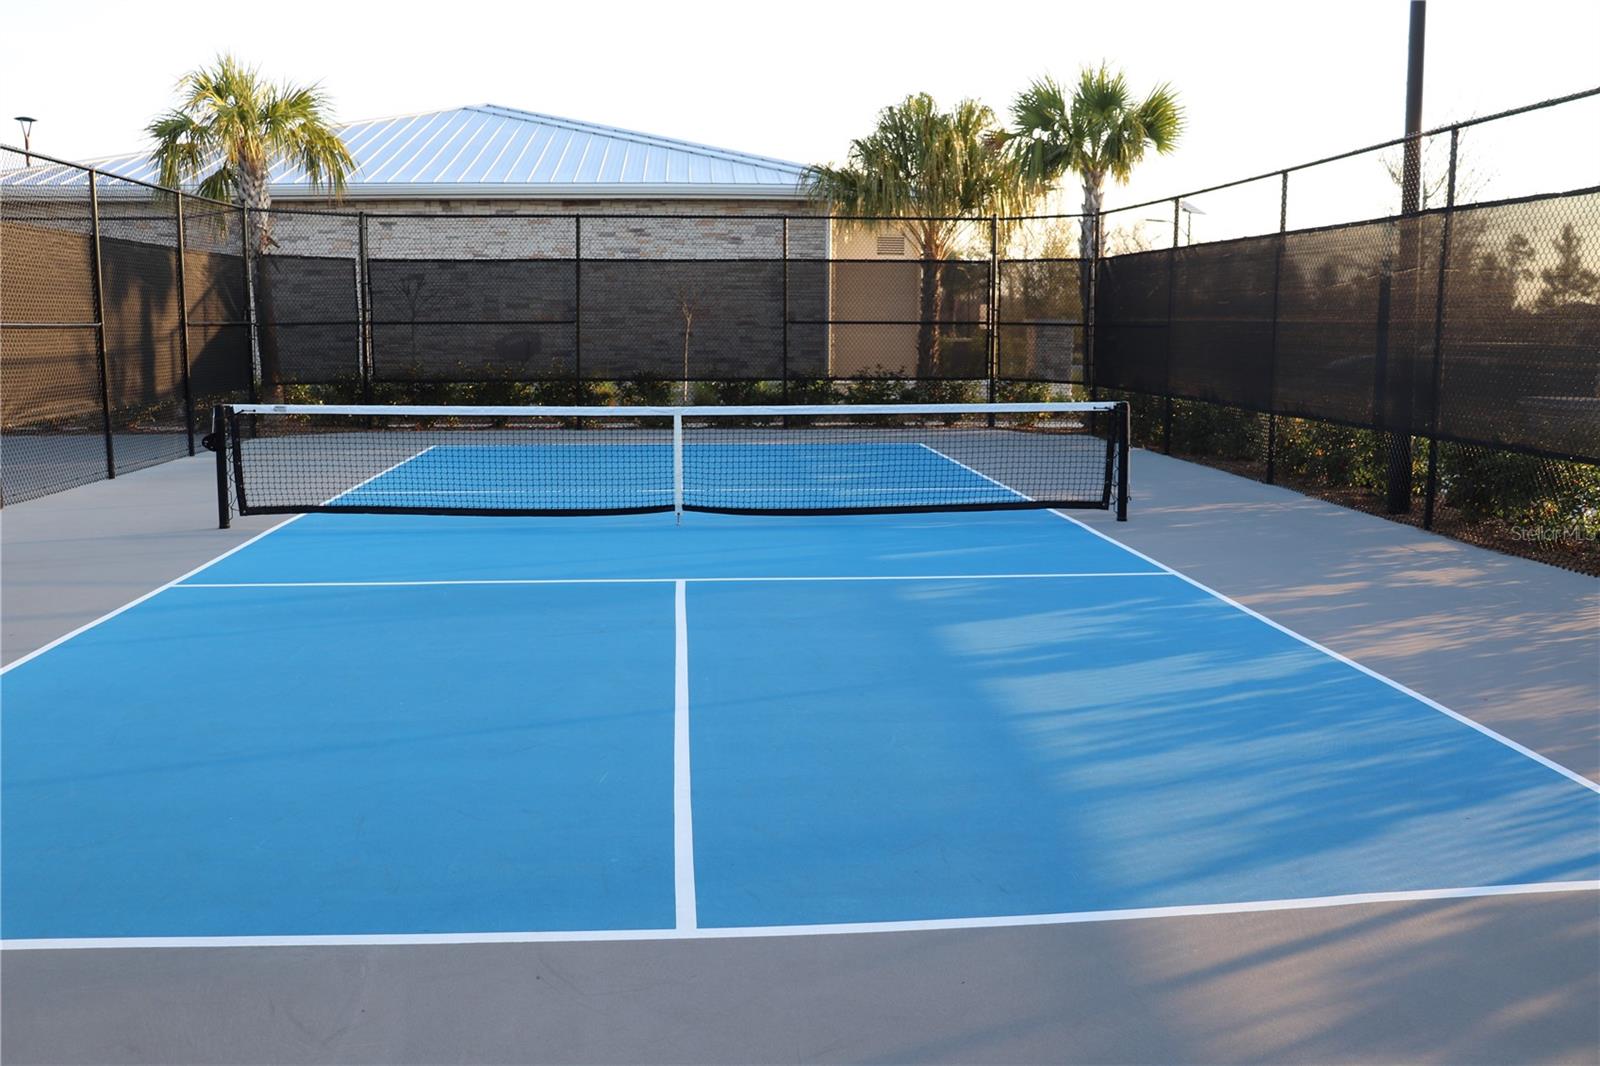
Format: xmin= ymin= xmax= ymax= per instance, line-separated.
xmin=172 ymin=572 xmax=1171 ymax=589
xmin=917 ymin=441 xmax=1600 ymax=794
xmin=674 ymin=580 xmax=698 ymax=931
xmin=4 ymin=880 xmax=1593 ymax=950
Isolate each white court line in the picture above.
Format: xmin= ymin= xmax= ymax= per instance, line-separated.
xmin=918 ymin=442 xmax=1600 ymax=794
xmin=674 ymin=580 xmax=697 ymax=930
xmin=0 ymin=516 xmax=307 ymax=675
xmin=4 ymin=880 xmax=1593 ymax=951
xmin=173 ymin=572 xmax=1170 ymax=589
xmin=1 ymin=446 xmax=438 ymax=676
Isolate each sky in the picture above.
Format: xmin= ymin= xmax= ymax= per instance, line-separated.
xmin=2 ymin=0 xmax=1597 ymax=238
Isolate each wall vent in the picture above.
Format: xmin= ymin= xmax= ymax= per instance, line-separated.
xmin=875 ymin=233 xmax=906 ymax=257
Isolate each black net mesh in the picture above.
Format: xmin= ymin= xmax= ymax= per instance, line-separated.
xmin=221 ymin=404 xmax=1122 ymax=518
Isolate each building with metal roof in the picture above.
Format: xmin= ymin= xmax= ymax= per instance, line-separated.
xmin=5 ymin=104 xmax=809 ymax=202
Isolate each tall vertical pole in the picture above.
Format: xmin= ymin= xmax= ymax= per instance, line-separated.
xmin=573 ymin=215 xmax=583 ymax=406
xmin=1087 ymin=210 xmax=1102 ymax=400
xmin=87 ymin=170 xmax=116 ymax=478
xmin=357 ymin=212 xmax=373 ymax=404
xmin=1423 ymin=128 xmax=1458 ymax=530
xmin=987 ymin=215 xmax=999 ymax=406
xmin=1161 ymin=198 xmax=1179 ymax=454
xmin=174 ymin=192 xmax=196 ymax=455
xmin=780 ymin=217 xmax=790 ymax=402
xmin=1266 ymin=171 xmax=1288 ymax=483
xmin=1384 ymin=0 xmax=1427 ymax=513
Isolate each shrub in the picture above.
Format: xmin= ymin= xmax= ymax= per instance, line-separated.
xmin=842 ymin=376 xmax=909 ymax=404
xmin=1440 ymin=446 xmax=1600 ymax=536
xmin=904 ymin=379 xmax=981 ymax=405
xmin=613 ymin=378 xmax=676 ymax=406
xmin=1168 ymin=400 xmax=1260 ymax=461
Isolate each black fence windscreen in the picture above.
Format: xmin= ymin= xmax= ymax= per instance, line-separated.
xmin=1096 ymin=189 xmax=1600 ymax=464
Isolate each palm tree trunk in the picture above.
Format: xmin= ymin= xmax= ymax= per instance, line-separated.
xmin=240 ymin=163 xmax=282 ymax=401
xmin=915 ymin=260 xmax=945 ymax=378
xmin=915 ymin=225 xmax=945 ymax=378
xmin=1079 ymin=176 xmax=1103 ymax=387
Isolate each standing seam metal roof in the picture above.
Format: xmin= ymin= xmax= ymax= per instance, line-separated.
xmin=2 ymin=104 xmax=809 ymax=199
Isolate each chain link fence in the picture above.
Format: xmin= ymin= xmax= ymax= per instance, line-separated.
xmin=1091 ymin=89 xmax=1599 ymax=573
xmin=2 ymin=89 xmax=1594 ymax=572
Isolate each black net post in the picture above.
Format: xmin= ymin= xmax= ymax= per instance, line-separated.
xmin=87 ymin=170 xmax=116 ymax=479
xmin=1265 ymin=170 xmax=1289 ymax=483
xmin=357 ymin=212 xmax=374 ymax=403
xmin=1422 ymin=128 xmax=1459 ymax=530
xmin=1117 ymin=401 xmax=1131 ymax=521
xmin=174 ymin=193 xmax=196 ymax=455
xmin=211 ymin=403 xmax=229 ymax=529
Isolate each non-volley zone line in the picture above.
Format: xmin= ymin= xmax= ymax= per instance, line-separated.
xmin=5 ymin=881 xmax=1595 ymax=951
xmin=175 ymin=572 xmax=1173 ymax=589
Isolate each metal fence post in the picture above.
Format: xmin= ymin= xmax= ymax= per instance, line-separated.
xmin=357 ymin=211 xmax=373 ymax=403
xmin=1089 ymin=210 xmax=1103 ymax=399
xmin=988 ymin=215 xmax=999 ymax=406
xmin=573 ymin=215 xmax=583 ymax=404
xmin=1423 ymin=128 xmax=1459 ymax=530
xmin=174 ymin=192 xmax=196 ymax=455
xmin=1266 ymin=171 xmax=1289 ymax=483
xmin=781 ymin=217 xmax=789 ymax=402
xmin=87 ymin=170 xmax=116 ymax=478
xmin=1162 ymin=198 xmax=1179 ymax=454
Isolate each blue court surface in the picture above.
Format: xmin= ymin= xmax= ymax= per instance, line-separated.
xmin=330 ymin=442 xmax=1021 ymax=510
xmin=3 ymin=504 xmax=1598 ymax=944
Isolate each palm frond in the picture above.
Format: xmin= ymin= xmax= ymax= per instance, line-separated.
xmin=1010 ymin=63 xmax=1184 ymax=192
xmin=805 ymin=92 xmax=1030 ymax=239
xmin=146 ymin=52 xmax=352 ymax=205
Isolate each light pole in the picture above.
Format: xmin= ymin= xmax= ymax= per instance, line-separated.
xmin=1145 ymin=200 xmax=1206 ymax=245
xmin=1178 ymin=199 xmax=1205 ymax=245
xmin=14 ymin=116 xmax=36 ymax=165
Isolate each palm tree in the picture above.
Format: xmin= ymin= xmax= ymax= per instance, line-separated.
xmin=148 ymin=55 xmax=353 ymax=395
xmin=1008 ymin=65 xmax=1184 ymax=263
xmin=805 ymin=94 xmax=1027 ymax=377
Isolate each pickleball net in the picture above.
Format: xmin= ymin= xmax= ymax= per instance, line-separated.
xmin=206 ymin=402 xmax=1130 ymax=526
